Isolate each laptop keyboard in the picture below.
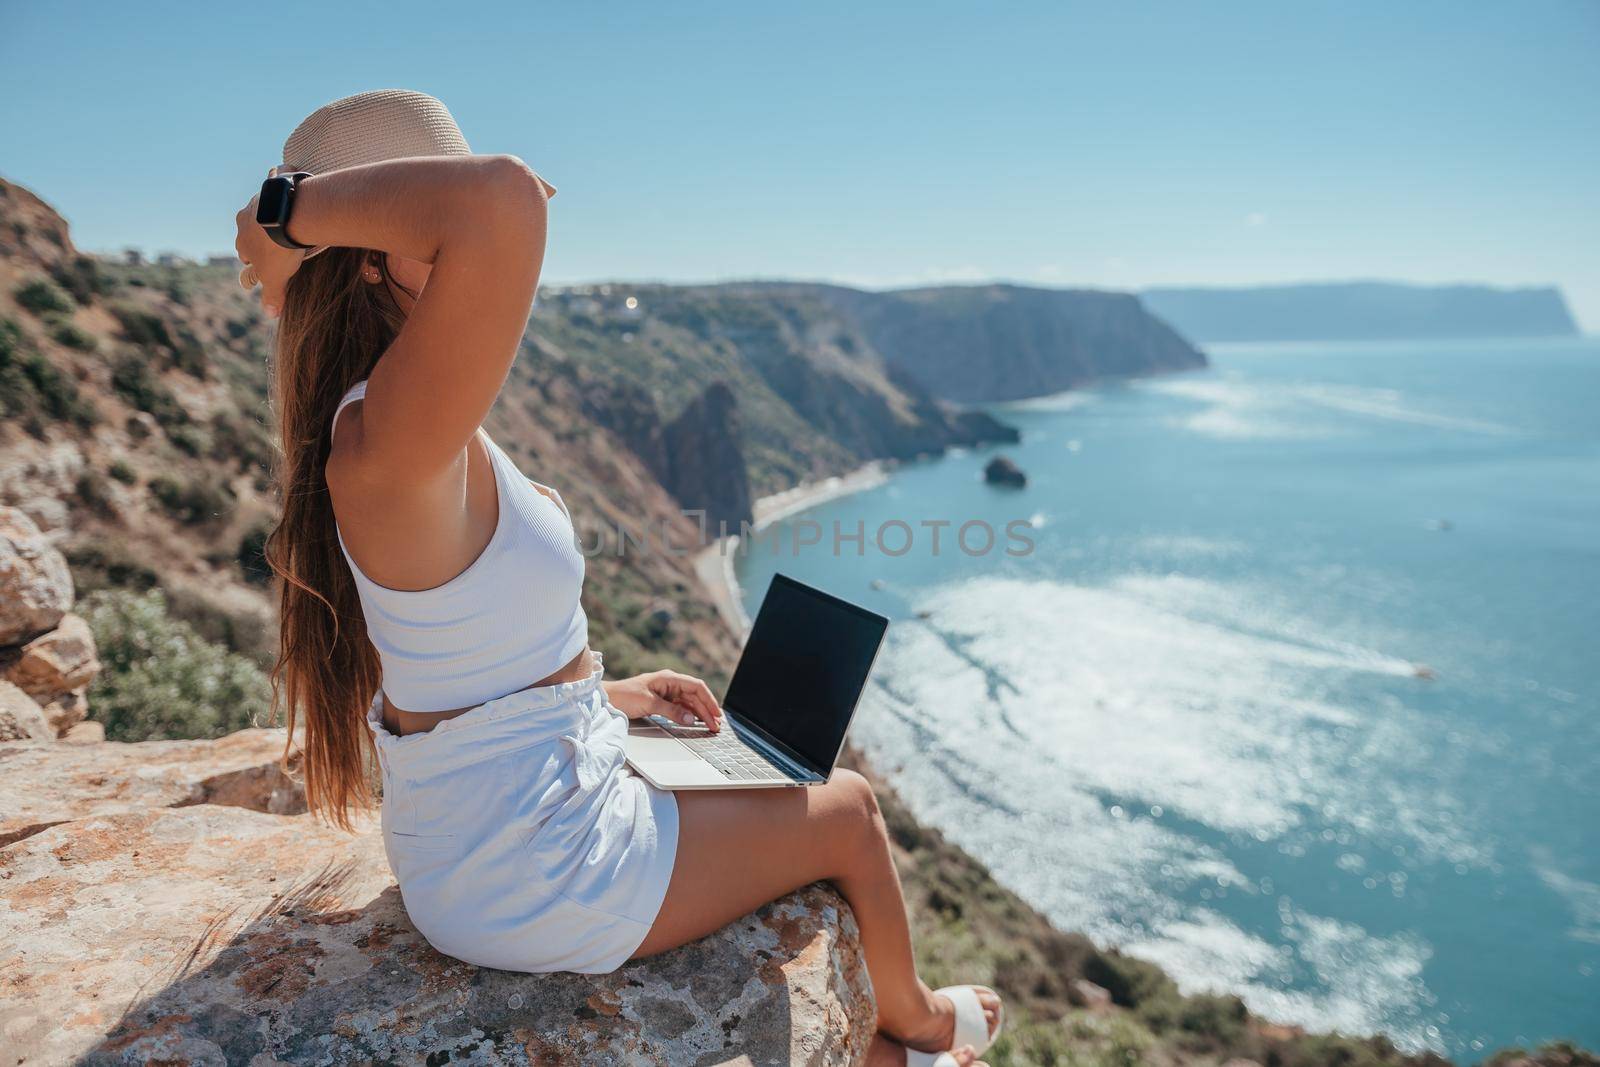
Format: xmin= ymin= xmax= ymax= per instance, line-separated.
xmin=654 ymin=720 xmax=790 ymax=782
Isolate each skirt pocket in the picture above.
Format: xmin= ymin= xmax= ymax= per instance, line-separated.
xmin=382 ymin=827 xmax=466 ymax=897
xmin=517 ymin=733 xmax=613 ymax=883
xmin=388 ymin=830 xmax=459 ymax=853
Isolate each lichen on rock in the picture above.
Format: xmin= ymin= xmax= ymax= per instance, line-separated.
xmin=0 ymin=678 xmax=51 ymax=742
xmin=0 ymin=732 xmax=876 ymax=1065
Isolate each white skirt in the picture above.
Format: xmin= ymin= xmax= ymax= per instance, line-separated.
xmin=365 ymin=653 xmax=680 ymax=973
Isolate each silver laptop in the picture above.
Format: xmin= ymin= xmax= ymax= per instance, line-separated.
xmin=624 ymin=573 xmax=888 ymax=790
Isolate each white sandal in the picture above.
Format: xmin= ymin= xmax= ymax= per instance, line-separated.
xmin=904 ymin=985 xmax=1004 ymax=1066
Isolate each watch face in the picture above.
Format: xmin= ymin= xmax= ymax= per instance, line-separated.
xmin=256 ymin=178 xmax=292 ymax=227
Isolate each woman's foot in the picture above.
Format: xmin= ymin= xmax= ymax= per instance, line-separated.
xmin=885 ymin=983 xmax=1003 ymax=1055
xmin=866 ymin=1033 xmax=986 ymax=1067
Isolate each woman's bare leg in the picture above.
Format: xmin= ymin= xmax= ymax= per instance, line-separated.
xmin=633 ymin=769 xmax=998 ymax=1053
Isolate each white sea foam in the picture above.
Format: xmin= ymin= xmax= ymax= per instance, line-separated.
xmin=1294 ymin=382 xmax=1510 ymax=435
xmin=1126 ymin=908 xmax=1436 ymax=1048
xmin=1145 ymin=375 xmax=1511 ymax=440
xmin=853 ymin=572 xmax=1461 ymax=1052
xmin=1533 ymin=850 xmax=1600 ymax=945
xmin=998 ymin=391 xmax=1096 ymax=413
xmin=1129 ymin=535 xmax=1247 ymax=561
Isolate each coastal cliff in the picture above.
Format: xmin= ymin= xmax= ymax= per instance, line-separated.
xmin=542 ymin=281 xmax=1023 ymax=505
xmin=781 ymin=282 xmax=1208 ymax=403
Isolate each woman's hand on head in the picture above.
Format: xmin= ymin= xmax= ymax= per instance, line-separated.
xmin=604 ymin=671 xmax=722 ymax=731
xmin=235 ymin=195 xmax=306 ymax=318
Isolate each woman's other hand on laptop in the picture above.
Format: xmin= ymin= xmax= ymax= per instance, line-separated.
xmin=604 ymin=671 xmax=723 ymax=732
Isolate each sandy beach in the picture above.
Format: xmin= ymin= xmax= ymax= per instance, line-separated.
xmin=694 ymin=462 xmax=890 ymax=636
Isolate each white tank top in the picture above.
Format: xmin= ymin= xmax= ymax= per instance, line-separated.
xmin=329 ymin=380 xmax=588 ymax=712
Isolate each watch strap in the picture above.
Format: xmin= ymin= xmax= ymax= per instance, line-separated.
xmin=258 ymin=172 xmax=315 ymax=250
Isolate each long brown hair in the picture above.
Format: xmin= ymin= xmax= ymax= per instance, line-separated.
xmin=266 ymin=247 xmax=406 ymax=830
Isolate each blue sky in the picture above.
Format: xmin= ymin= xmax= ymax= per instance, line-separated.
xmin=4 ymin=1 xmax=1597 ymax=327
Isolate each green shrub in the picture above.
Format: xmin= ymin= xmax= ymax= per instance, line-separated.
xmin=1043 ymin=1012 xmax=1161 ymax=1067
xmin=163 ymin=585 xmax=276 ymax=667
xmin=148 ymin=474 xmax=234 ymax=525
xmin=110 ymin=352 xmax=189 ymax=429
xmin=168 ymin=424 xmax=210 ymax=457
xmin=1135 ymin=990 xmax=1249 ymax=1049
xmin=110 ymin=302 xmax=174 ymax=348
xmin=1100 ymin=1013 xmax=1159 ymax=1067
xmin=0 ymin=316 xmax=97 ymax=430
xmin=51 ymin=254 xmax=113 ymax=304
xmin=63 ymin=538 xmax=161 ymax=593
xmin=109 ymin=304 xmax=209 ymax=375
xmin=211 ymin=409 xmax=274 ymax=472
xmin=171 ymin=327 xmax=208 ymax=377
xmin=50 ymin=319 xmax=97 ymax=351
xmin=1079 ymin=950 xmax=1178 ymax=1009
xmin=81 ymin=588 xmax=271 ymax=741
xmin=1269 ymin=1033 xmax=1420 ymax=1067
xmin=75 ymin=469 xmax=116 ymax=518
xmin=108 ymin=459 xmax=137 ymax=485
xmin=1484 ymin=1043 xmax=1600 ymax=1067
xmin=13 ymin=275 xmax=72 ymax=316
xmin=237 ymin=523 xmax=274 ymax=585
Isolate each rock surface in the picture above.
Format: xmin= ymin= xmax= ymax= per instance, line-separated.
xmin=0 ymin=679 xmax=50 ymax=742
xmin=662 ymin=382 xmax=756 ymax=534
xmin=0 ymin=727 xmax=303 ymax=847
xmin=62 ymin=718 xmax=105 ymax=743
xmin=1072 ymin=978 xmax=1114 ymax=1012
xmin=804 ymin=282 xmax=1208 ymax=403
xmin=0 ymin=610 xmax=99 ymax=734
xmin=0 ymin=803 xmax=874 ymax=1066
xmin=0 ymin=506 xmax=73 ymax=645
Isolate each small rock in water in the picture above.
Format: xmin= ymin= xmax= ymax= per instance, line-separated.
xmin=983 ymin=455 xmax=1027 ymax=488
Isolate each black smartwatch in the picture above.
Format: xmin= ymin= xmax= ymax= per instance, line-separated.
xmin=256 ymin=171 xmax=314 ymax=250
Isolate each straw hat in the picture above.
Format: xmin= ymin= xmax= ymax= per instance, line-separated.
xmin=240 ymin=89 xmax=470 ymax=288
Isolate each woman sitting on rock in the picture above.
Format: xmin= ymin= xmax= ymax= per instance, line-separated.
xmin=237 ymin=90 xmax=1001 ymax=1067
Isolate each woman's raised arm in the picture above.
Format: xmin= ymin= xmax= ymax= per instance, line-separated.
xmin=236 ymin=153 xmax=549 ymax=477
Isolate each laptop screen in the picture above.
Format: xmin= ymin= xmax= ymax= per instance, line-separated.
xmin=722 ymin=573 xmax=889 ymax=776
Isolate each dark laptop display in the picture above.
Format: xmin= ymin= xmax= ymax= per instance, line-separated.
xmin=722 ymin=574 xmax=889 ymax=776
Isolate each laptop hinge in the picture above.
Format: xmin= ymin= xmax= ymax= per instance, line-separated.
xmin=732 ymin=714 xmax=825 ymax=782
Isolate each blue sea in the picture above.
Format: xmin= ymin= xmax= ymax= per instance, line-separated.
xmin=732 ymin=336 xmax=1600 ymax=1060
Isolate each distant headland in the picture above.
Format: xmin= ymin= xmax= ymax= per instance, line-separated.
xmin=1142 ymin=281 xmax=1579 ymax=342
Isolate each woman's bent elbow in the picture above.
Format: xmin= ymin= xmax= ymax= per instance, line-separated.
xmin=482 ymin=155 xmax=549 ymax=221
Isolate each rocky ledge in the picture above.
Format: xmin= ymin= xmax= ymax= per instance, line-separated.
xmin=0 ymin=507 xmax=103 ymax=741
xmin=0 ymin=731 xmax=876 ymax=1065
